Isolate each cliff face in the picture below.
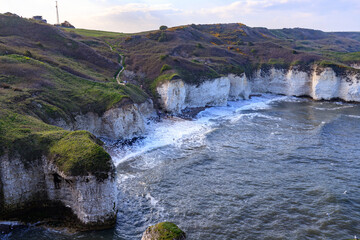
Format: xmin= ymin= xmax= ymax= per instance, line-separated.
xmin=157 ymin=74 xmax=250 ymax=113
xmin=0 ymin=97 xmax=155 ymax=229
xmin=53 ymin=99 xmax=154 ymax=140
xmin=0 ymin=153 xmax=117 ymax=228
xmin=252 ymin=67 xmax=360 ymax=101
xmin=157 ymin=67 xmax=360 ymax=113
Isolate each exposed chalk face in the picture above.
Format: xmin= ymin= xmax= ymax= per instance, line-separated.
xmin=0 ymin=154 xmax=46 ymax=211
xmin=185 ymin=77 xmax=230 ymax=108
xmin=226 ymin=73 xmax=251 ymax=101
xmin=338 ymin=74 xmax=360 ymax=101
xmin=156 ymin=79 xmax=186 ymax=113
xmin=311 ymin=67 xmax=340 ymax=100
xmin=252 ymin=68 xmax=311 ymax=96
xmin=0 ymin=153 xmax=117 ymax=227
xmin=351 ymin=64 xmax=360 ymax=70
xmin=52 ymin=99 xmax=154 ymax=140
xmin=43 ymin=159 xmax=117 ymax=225
xmin=286 ymin=69 xmax=311 ymax=96
xmin=156 ymin=74 xmax=250 ymax=113
xmin=157 ymin=67 xmax=360 ymax=114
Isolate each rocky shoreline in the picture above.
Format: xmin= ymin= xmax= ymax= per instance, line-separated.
xmin=1 ymin=64 xmax=360 ymax=235
xmin=156 ymin=66 xmax=360 ymax=114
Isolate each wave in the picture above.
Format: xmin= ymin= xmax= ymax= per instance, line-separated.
xmin=110 ymin=94 xmax=291 ymax=173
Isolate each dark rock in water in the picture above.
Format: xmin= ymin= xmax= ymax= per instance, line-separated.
xmin=0 ymin=222 xmax=27 ymax=234
xmin=179 ymin=107 xmax=207 ymax=120
xmin=141 ymin=222 xmax=186 ymax=240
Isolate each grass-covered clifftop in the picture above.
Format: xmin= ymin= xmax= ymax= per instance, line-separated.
xmin=0 ymin=110 xmax=113 ymax=179
xmin=0 ymin=13 xmax=149 ymax=177
xmin=83 ymin=22 xmax=359 ymax=94
xmin=1 ymin=12 xmax=360 ymax=176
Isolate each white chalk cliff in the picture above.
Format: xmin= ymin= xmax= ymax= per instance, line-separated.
xmin=1 ymin=98 xmax=155 ymax=229
xmin=252 ymin=67 xmax=360 ymax=101
xmin=0 ymin=153 xmax=117 ymax=227
xmin=157 ymin=67 xmax=360 ymax=113
xmin=157 ymin=73 xmax=250 ymax=113
xmin=53 ymin=99 xmax=154 ymax=139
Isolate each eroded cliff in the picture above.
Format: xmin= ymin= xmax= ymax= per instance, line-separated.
xmin=156 ymin=73 xmax=250 ymax=113
xmin=156 ymin=66 xmax=360 ymax=113
xmin=53 ymin=99 xmax=154 ymax=140
xmin=0 ymin=112 xmax=118 ymax=230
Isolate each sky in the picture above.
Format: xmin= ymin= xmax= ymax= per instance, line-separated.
xmin=1 ymin=0 xmax=360 ymax=33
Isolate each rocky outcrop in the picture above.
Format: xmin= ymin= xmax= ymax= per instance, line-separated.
xmin=43 ymin=159 xmax=117 ymax=226
xmin=156 ymin=74 xmax=250 ymax=113
xmin=157 ymin=66 xmax=360 ymax=113
xmin=156 ymin=80 xmax=186 ymax=113
xmin=252 ymin=68 xmax=310 ymax=96
xmin=228 ymin=73 xmax=251 ymax=101
xmin=142 ymin=222 xmax=186 ymax=240
xmin=53 ymin=99 xmax=154 ymax=140
xmin=252 ymin=67 xmax=360 ymax=101
xmin=0 ymin=153 xmax=117 ymax=229
xmin=351 ymin=64 xmax=360 ymax=70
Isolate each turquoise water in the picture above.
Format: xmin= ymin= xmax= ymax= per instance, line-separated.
xmin=4 ymin=95 xmax=360 ymax=240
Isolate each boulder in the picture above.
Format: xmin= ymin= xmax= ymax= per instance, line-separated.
xmin=142 ymin=222 xmax=186 ymax=240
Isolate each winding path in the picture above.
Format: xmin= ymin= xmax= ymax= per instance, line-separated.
xmin=116 ymin=54 xmax=125 ymax=85
xmin=108 ymin=44 xmax=125 ymax=85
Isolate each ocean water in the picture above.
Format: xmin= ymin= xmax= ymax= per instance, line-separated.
xmin=4 ymin=95 xmax=360 ymax=240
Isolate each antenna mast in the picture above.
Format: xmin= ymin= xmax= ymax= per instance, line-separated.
xmin=56 ymin=1 xmax=60 ymax=25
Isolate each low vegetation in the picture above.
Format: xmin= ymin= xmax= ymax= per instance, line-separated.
xmin=0 ymin=14 xmax=149 ymax=177
xmin=145 ymin=222 xmax=186 ymax=240
xmin=1 ymin=13 xmax=360 ymax=178
xmin=0 ymin=109 xmax=113 ymax=179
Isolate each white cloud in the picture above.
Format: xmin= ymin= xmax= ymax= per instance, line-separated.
xmin=1 ymin=0 xmax=359 ymax=32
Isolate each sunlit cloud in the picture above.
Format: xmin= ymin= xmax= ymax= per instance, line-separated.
xmin=1 ymin=0 xmax=359 ymax=32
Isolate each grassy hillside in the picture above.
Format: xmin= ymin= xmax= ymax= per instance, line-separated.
xmin=1 ymin=13 xmax=360 ymax=176
xmin=0 ymin=13 xmax=148 ymax=177
xmin=85 ymin=23 xmax=359 ymax=95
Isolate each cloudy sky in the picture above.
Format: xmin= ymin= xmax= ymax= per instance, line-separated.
xmin=2 ymin=0 xmax=360 ymax=33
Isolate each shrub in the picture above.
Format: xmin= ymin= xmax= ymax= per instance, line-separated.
xmin=292 ymin=50 xmax=299 ymax=54
xmin=248 ymin=42 xmax=254 ymax=46
xmin=36 ymin=42 xmax=44 ymax=48
xmin=158 ymin=32 xmax=167 ymax=42
xmin=160 ymin=54 xmax=168 ymax=61
xmin=236 ymin=40 xmax=244 ymax=45
xmin=24 ymin=50 xmax=33 ymax=58
xmin=159 ymin=25 xmax=168 ymax=31
xmin=196 ymin=43 xmax=204 ymax=49
xmin=160 ymin=64 xmax=172 ymax=73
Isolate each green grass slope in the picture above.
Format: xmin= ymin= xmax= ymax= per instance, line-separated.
xmin=95 ymin=23 xmax=359 ymax=95
xmin=0 ymin=14 xmax=149 ymax=177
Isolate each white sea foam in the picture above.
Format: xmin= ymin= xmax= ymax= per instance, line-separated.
xmin=313 ymin=105 xmax=354 ymax=111
xmin=111 ymin=94 xmax=290 ymax=170
xmin=345 ymin=115 xmax=360 ymax=119
xmin=146 ymin=193 xmax=159 ymax=206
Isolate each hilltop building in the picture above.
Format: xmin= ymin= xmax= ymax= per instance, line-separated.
xmin=32 ymin=16 xmax=47 ymax=23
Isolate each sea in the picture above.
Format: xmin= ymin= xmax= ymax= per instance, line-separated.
xmin=3 ymin=94 xmax=360 ymax=240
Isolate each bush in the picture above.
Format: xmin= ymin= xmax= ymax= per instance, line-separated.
xmin=248 ymin=42 xmax=254 ymax=46
xmin=160 ymin=54 xmax=168 ymax=61
xmin=159 ymin=25 xmax=168 ymax=31
xmin=158 ymin=32 xmax=167 ymax=42
xmin=236 ymin=40 xmax=244 ymax=45
xmin=160 ymin=64 xmax=172 ymax=73
xmin=24 ymin=50 xmax=33 ymax=58
xmin=292 ymin=50 xmax=299 ymax=54
xmin=36 ymin=42 xmax=44 ymax=48
xmin=196 ymin=43 xmax=204 ymax=49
